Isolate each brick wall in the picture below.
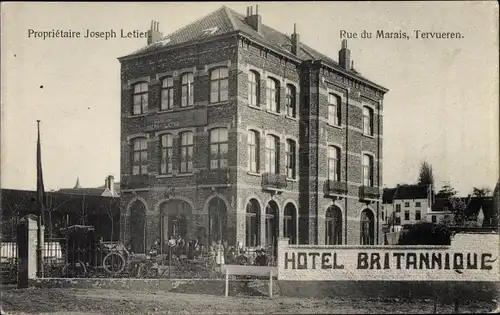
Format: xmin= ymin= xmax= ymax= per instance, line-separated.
xmin=119 ymin=33 xmax=387 ymax=250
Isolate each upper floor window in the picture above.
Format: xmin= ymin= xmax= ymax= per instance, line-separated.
xmin=209 ymin=128 xmax=228 ymax=169
xmin=265 ymin=134 xmax=279 ymax=174
xmin=132 ymin=82 xmax=148 ymax=115
xmin=405 ymin=202 xmax=410 ymax=207
xmin=396 ymin=204 xmax=401 ymax=212
xmin=285 ymin=139 xmax=296 ymax=179
xmin=415 ymin=210 xmax=421 ymax=221
xmin=131 ymin=137 xmax=148 ymax=175
xmin=160 ymin=77 xmax=174 ymax=111
xmin=248 ymin=130 xmax=259 ymax=173
xmin=363 ymin=106 xmax=374 ymax=136
xmin=362 ymin=154 xmax=374 ymax=187
xmin=181 ymin=73 xmax=194 ymax=107
xmin=328 ymin=146 xmax=341 ymax=181
xmin=180 ymin=131 xmax=194 ymax=173
xmin=328 ymin=93 xmax=341 ymax=126
xmin=285 ymin=84 xmax=296 ymax=118
xmin=210 ymin=67 xmax=228 ymax=103
xmin=248 ymin=71 xmax=260 ymax=107
xmin=266 ymin=77 xmax=280 ymax=113
xmin=160 ymin=134 xmax=173 ymax=174
xmin=404 ymin=210 xmax=410 ymax=221
xmin=415 ymin=201 xmax=421 ymax=207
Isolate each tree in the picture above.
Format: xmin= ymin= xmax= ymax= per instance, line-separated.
xmin=435 ymin=182 xmax=458 ymax=199
xmin=398 ymin=222 xmax=452 ymax=245
xmin=417 ymin=161 xmax=434 ymax=188
xmin=472 ymin=187 xmax=492 ymax=198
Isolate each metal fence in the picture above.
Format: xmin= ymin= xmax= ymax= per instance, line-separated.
xmin=40 ymin=236 xmax=277 ymax=279
xmin=1 ymin=240 xmax=18 ymax=283
xmin=2 ymin=234 xmax=278 ymax=281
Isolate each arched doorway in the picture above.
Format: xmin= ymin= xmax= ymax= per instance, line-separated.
xmin=360 ymin=208 xmax=375 ymax=245
xmin=245 ymin=199 xmax=260 ymax=247
xmin=325 ymin=205 xmax=342 ymax=245
xmin=129 ymin=200 xmax=147 ymax=253
xmin=283 ymin=203 xmax=297 ymax=244
xmin=265 ymin=201 xmax=279 ymax=251
xmin=208 ymin=197 xmax=227 ymax=246
xmin=159 ymin=200 xmax=191 ymax=245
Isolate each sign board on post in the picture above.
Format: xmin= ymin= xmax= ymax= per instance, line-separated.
xmin=277 ymin=236 xmax=499 ymax=282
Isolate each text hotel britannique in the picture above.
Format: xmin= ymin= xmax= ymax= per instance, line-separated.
xmin=118 ymin=6 xmax=388 ymax=254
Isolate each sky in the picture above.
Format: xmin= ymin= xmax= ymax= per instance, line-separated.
xmin=1 ymin=2 xmax=498 ymax=196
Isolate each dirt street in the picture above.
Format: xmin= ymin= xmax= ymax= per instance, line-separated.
xmin=1 ymin=286 xmax=498 ymax=314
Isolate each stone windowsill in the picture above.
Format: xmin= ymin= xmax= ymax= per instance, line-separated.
xmin=247 ymin=172 xmax=261 ymax=177
xmin=266 ymin=110 xmax=281 ymax=117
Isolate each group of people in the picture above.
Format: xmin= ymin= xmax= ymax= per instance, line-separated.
xmin=146 ymin=236 xmax=272 ymax=267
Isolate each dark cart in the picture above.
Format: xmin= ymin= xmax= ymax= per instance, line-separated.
xmin=59 ymin=225 xmax=128 ymax=277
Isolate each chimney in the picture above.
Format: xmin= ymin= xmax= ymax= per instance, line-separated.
xmin=338 ymin=39 xmax=351 ymax=71
xmin=291 ymin=23 xmax=300 ymax=55
xmin=147 ymin=20 xmax=163 ymax=45
xmin=244 ymin=5 xmax=262 ymax=33
xmin=106 ymin=175 xmax=115 ymax=191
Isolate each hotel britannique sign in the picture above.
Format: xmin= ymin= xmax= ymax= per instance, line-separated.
xmin=277 ymin=246 xmax=499 ymax=282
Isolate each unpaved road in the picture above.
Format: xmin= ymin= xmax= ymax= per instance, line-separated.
xmin=1 ymin=287 xmax=498 ymax=314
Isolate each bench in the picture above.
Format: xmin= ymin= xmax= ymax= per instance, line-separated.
xmin=222 ymin=264 xmax=278 ymax=298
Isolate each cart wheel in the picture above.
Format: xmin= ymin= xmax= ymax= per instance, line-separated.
xmin=103 ymin=252 xmax=125 ymax=275
xmin=63 ymin=261 xmax=87 ymax=278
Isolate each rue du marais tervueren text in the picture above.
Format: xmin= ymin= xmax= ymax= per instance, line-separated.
xmin=283 ymin=251 xmax=496 ymax=271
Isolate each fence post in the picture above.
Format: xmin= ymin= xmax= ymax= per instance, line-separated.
xmin=269 ymin=270 xmax=273 ymax=299
xmin=224 ymin=267 xmax=229 ymax=297
xmin=17 ymin=216 xmax=38 ymax=288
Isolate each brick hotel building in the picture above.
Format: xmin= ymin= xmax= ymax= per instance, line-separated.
xmin=118 ymin=6 xmax=388 ymax=253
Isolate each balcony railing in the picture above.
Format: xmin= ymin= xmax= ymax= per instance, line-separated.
xmin=323 ymin=180 xmax=348 ymax=196
xmin=359 ymin=185 xmax=381 ymax=200
xmin=195 ymin=168 xmax=231 ymax=186
xmin=121 ymin=174 xmax=153 ymax=189
xmin=261 ymin=173 xmax=287 ymax=190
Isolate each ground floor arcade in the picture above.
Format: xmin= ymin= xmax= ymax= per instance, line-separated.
xmin=119 ymin=187 xmax=382 ymax=254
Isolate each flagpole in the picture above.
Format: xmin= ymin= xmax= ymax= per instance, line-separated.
xmin=36 ymin=120 xmax=44 ymax=278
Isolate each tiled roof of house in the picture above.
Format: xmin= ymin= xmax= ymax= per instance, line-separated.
xmin=121 ymin=6 xmax=387 ymax=91
xmin=382 ymin=188 xmax=397 ymax=204
xmin=393 ymin=184 xmax=430 ymax=200
xmin=432 ymin=196 xmax=494 ymax=213
xmin=57 ymin=188 xmax=108 ymax=196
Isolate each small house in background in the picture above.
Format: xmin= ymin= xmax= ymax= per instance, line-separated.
xmin=58 ymin=175 xmax=120 ymax=197
xmin=382 ymin=184 xmax=433 ymax=230
xmin=1 ymin=174 xmax=121 ymax=243
xmin=430 ymin=195 xmax=495 ymax=227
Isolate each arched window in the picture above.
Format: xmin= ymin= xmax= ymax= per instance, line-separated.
xmin=181 ymin=73 xmax=194 ymax=107
xmin=266 ymin=77 xmax=280 ymax=113
xmin=363 ymin=106 xmax=374 ymax=136
xmin=132 ymin=82 xmax=148 ymax=115
xmin=325 ymin=206 xmax=342 ymax=245
xmin=328 ymin=146 xmax=341 ymax=181
xmin=248 ymin=130 xmax=259 ymax=172
xmin=328 ymin=93 xmax=341 ymax=126
xmin=160 ymin=134 xmax=173 ymax=175
xmin=210 ymin=67 xmax=229 ymax=103
xmin=286 ymin=139 xmax=296 ymax=179
xmin=248 ymin=71 xmax=260 ymax=107
xmin=360 ymin=209 xmax=375 ymax=245
xmin=209 ymin=128 xmax=228 ymax=169
xmin=131 ymin=137 xmax=148 ymax=175
xmin=160 ymin=77 xmax=174 ymax=110
xmin=363 ymin=154 xmax=374 ymax=187
xmin=180 ymin=131 xmax=194 ymax=173
xmin=265 ymin=134 xmax=279 ymax=174
xmin=285 ymin=84 xmax=296 ymax=118
xmin=283 ymin=203 xmax=297 ymax=244
xmin=246 ymin=199 xmax=260 ymax=247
